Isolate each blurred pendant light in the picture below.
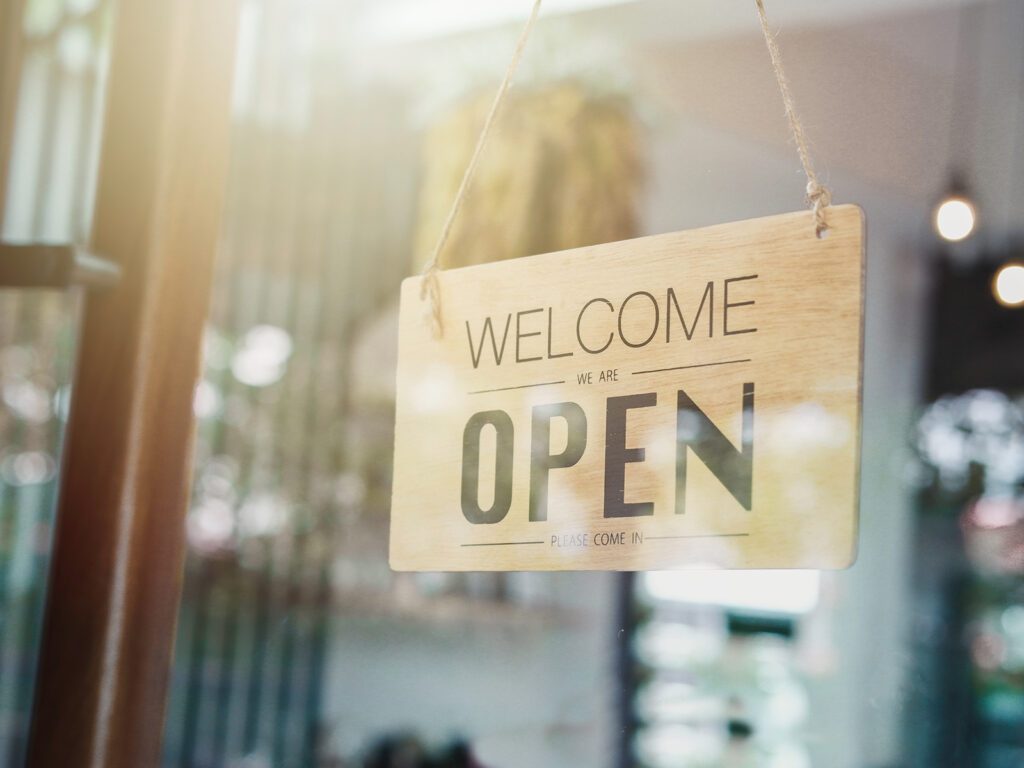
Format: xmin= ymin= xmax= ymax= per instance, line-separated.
xmin=989 ymin=8 xmax=1024 ymax=307
xmin=993 ymin=263 xmax=1024 ymax=307
xmin=934 ymin=173 xmax=977 ymax=242
xmin=933 ymin=1 xmax=980 ymax=243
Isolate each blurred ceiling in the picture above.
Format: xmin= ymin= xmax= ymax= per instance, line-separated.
xmin=631 ymin=0 xmax=1024 ymax=236
xmin=365 ymin=0 xmax=1024 ymax=239
xmin=367 ymin=0 xmax=975 ymax=44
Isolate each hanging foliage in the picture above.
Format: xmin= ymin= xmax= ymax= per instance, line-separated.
xmin=413 ymin=81 xmax=643 ymax=271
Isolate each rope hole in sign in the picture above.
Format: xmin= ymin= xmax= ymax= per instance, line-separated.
xmin=420 ymin=0 xmax=833 ymax=336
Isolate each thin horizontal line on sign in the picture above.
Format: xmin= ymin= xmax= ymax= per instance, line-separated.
xmin=632 ymin=358 xmax=751 ymax=376
xmin=460 ymin=540 xmax=546 ymax=547
xmin=468 ymin=380 xmax=565 ymax=395
xmin=645 ymin=532 xmax=750 ymax=540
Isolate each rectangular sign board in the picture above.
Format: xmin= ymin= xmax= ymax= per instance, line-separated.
xmin=390 ymin=205 xmax=865 ymax=571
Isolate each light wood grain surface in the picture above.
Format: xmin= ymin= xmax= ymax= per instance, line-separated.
xmin=391 ymin=205 xmax=864 ymax=571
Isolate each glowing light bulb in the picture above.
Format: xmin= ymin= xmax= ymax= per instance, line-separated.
xmin=993 ymin=264 xmax=1024 ymax=307
xmin=934 ymin=197 xmax=976 ymax=241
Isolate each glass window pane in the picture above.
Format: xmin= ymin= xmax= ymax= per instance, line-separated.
xmin=162 ymin=2 xmax=1024 ymax=768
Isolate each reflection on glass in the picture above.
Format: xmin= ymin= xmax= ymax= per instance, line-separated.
xmin=165 ymin=2 xmax=645 ymax=764
xmin=0 ymin=292 xmax=81 ymax=767
xmin=631 ymin=572 xmax=815 ymax=768
xmin=0 ymin=1 xmax=110 ymax=765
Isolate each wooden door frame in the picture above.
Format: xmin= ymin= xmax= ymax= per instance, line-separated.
xmin=0 ymin=0 xmax=26 ymax=217
xmin=25 ymin=0 xmax=241 ymax=765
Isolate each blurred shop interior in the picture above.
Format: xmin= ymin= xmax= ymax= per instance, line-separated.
xmin=2 ymin=0 xmax=1024 ymax=767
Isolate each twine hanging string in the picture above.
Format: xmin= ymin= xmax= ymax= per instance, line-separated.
xmin=419 ymin=0 xmax=544 ymax=337
xmin=419 ymin=0 xmax=831 ymax=336
xmin=754 ymin=0 xmax=832 ymax=236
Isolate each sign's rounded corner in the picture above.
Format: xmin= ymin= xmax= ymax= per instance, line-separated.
xmin=834 ymin=542 xmax=860 ymax=571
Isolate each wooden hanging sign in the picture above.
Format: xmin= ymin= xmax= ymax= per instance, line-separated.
xmin=390 ymin=205 xmax=865 ymax=571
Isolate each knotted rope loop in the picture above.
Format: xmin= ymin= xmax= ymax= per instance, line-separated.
xmin=419 ymin=268 xmax=443 ymax=337
xmin=806 ymin=180 xmax=831 ymax=236
xmin=755 ymin=0 xmax=833 ymax=237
